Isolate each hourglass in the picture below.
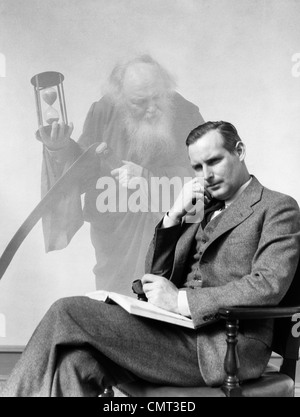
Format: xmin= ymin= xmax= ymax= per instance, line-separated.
xmin=30 ymin=71 xmax=69 ymax=139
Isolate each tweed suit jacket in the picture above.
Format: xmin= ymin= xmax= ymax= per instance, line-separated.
xmin=145 ymin=176 xmax=300 ymax=386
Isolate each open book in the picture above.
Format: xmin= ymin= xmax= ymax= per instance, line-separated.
xmin=86 ymin=290 xmax=195 ymax=329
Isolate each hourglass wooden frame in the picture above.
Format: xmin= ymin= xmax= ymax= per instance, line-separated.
xmin=30 ymin=71 xmax=68 ymax=131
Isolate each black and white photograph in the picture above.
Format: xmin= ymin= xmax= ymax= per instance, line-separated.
xmin=0 ymin=0 xmax=300 ymax=399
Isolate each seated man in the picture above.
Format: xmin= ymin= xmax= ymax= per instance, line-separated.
xmin=2 ymin=121 xmax=300 ymax=397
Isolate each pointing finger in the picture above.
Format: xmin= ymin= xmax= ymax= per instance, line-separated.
xmin=111 ymin=167 xmax=121 ymax=176
xmin=50 ymin=122 xmax=58 ymax=141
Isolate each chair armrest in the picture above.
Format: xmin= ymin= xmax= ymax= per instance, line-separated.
xmin=216 ymin=305 xmax=300 ymax=396
xmin=218 ymin=306 xmax=300 ymax=321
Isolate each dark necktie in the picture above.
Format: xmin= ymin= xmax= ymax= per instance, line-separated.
xmin=201 ymin=200 xmax=225 ymax=228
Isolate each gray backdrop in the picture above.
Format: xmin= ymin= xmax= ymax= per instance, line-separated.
xmin=0 ymin=0 xmax=299 ymax=345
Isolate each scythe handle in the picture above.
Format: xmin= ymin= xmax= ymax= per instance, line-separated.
xmin=0 ymin=141 xmax=118 ymax=281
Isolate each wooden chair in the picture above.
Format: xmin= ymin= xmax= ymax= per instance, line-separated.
xmin=101 ymin=263 xmax=300 ymax=397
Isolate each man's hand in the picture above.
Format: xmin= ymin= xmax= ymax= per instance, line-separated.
xmin=141 ymin=274 xmax=179 ymax=313
xmin=168 ymin=177 xmax=206 ymax=222
xmin=37 ymin=121 xmax=74 ymax=151
xmin=111 ymin=160 xmax=143 ymax=189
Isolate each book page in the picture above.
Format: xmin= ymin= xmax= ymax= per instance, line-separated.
xmin=86 ymin=290 xmax=194 ymax=328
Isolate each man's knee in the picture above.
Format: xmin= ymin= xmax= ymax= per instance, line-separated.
xmin=51 ymin=296 xmax=83 ymax=309
xmin=46 ymin=296 xmax=87 ymax=322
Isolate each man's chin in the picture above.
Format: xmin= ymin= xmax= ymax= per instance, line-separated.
xmin=209 ymin=188 xmax=225 ymax=201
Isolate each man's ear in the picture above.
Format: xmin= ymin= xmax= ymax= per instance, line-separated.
xmin=235 ymin=141 xmax=246 ymax=162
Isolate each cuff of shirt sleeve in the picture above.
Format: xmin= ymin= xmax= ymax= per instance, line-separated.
xmin=162 ymin=212 xmax=182 ymax=228
xmin=178 ymin=290 xmax=191 ymax=317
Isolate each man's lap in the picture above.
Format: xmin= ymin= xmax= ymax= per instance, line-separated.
xmin=47 ymin=296 xmax=204 ymax=386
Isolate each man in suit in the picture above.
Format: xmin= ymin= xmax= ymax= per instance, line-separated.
xmin=2 ymin=121 xmax=300 ymax=396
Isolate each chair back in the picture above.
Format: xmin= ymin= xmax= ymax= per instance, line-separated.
xmin=272 ymin=260 xmax=300 ymax=361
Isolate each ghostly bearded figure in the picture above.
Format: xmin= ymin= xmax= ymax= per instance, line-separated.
xmin=107 ymin=56 xmax=177 ymax=165
xmin=39 ymin=54 xmax=204 ymax=295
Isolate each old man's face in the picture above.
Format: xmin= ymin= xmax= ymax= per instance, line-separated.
xmin=119 ymin=63 xmax=175 ymax=164
xmin=124 ymin=85 xmax=168 ymax=122
xmin=122 ymin=63 xmax=171 ymax=122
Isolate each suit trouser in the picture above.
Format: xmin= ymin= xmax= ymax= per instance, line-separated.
xmin=1 ymin=296 xmax=205 ymax=397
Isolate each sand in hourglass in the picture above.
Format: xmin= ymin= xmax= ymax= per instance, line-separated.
xmin=42 ymin=88 xmax=59 ymax=124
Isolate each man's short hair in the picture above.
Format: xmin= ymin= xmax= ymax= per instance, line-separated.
xmin=186 ymin=121 xmax=242 ymax=153
xmin=104 ymin=54 xmax=176 ymax=101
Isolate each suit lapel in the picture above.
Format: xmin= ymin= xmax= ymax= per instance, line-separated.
xmin=170 ymin=222 xmax=199 ymax=286
xmin=170 ymin=176 xmax=264 ymax=286
xmin=203 ymin=176 xmax=263 ymax=249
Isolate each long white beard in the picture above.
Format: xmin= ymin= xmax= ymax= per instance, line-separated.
xmin=121 ymin=98 xmax=176 ymax=166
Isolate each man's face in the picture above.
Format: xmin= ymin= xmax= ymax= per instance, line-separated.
xmin=119 ymin=63 xmax=175 ymax=165
xmin=188 ymin=130 xmax=245 ymax=201
xmin=122 ymin=64 xmax=168 ymax=122
xmin=125 ymin=89 xmax=165 ymax=122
